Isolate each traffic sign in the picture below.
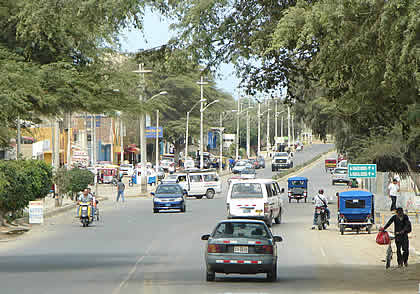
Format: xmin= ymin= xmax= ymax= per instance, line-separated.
xmin=348 ymin=164 xmax=377 ymax=178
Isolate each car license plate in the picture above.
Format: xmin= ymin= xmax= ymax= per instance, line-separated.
xmin=165 ymin=203 xmax=171 ymax=206
xmin=234 ymin=246 xmax=248 ymax=254
xmin=242 ymin=208 xmax=252 ymax=213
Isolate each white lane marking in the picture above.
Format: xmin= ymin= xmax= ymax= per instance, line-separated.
xmin=112 ymin=243 xmax=154 ymax=294
xmin=320 ymin=246 xmax=326 ymax=257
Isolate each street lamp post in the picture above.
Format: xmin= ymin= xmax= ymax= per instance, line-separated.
xmin=199 ymin=99 xmax=219 ymax=168
xmin=236 ymin=96 xmax=240 ymax=160
xmin=197 ymin=76 xmax=209 ymax=169
xmin=257 ymin=101 xmax=261 ymax=156
xmin=287 ymin=105 xmax=291 ymax=148
xmin=184 ymin=98 xmax=205 ymax=164
xmin=266 ymin=101 xmax=270 ymax=153
xmin=155 ymin=109 xmax=159 ymax=172
xmin=274 ymin=100 xmax=278 ymax=139
xmin=246 ymin=99 xmax=251 ymax=158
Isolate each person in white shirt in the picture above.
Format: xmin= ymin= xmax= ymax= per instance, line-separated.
xmin=388 ymin=178 xmax=400 ymax=211
xmin=312 ymin=189 xmax=330 ymax=230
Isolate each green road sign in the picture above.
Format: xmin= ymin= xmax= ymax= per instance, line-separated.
xmin=348 ymin=164 xmax=377 ymax=178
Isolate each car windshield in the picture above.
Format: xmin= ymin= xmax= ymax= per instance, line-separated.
xmin=213 ymin=222 xmax=270 ymax=239
xmin=235 ymin=162 xmax=246 ymax=166
xmin=166 ymin=175 xmax=178 ymax=180
xmin=334 ymin=169 xmax=347 ymax=174
xmin=231 ymin=183 xmax=263 ymax=198
xmin=156 ymin=185 xmax=182 ymax=195
xmin=241 ymin=169 xmax=256 ymax=175
xmin=275 ymin=152 xmax=288 ymax=157
xmin=291 ymin=180 xmax=305 ymax=186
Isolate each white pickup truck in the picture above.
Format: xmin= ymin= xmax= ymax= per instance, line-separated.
xmin=271 ymin=152 xmax=293 ymax=171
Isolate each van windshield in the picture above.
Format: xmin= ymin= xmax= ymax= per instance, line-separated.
xmin=231 ymin=183 xmax=263 ymax=198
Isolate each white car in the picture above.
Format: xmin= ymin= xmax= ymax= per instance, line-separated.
xmin=184 ymin=159 xmax=195 ymax=169
xmin=226 ymin=179 xmax=285 ymax=227
xmin=232 ymin=161 xmax=249 ymax=174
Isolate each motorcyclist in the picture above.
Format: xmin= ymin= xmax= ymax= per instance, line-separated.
xmin=312 ymin=189 xmax=330 ymax=229
xmin=78 ymin=188 xmax=94 ymax=219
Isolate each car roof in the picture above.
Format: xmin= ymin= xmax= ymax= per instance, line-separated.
xmin=339 ymin=189 xmax=373 ymax=197
xmin=218 ymin=219 xmax=267 ymax=224
xmin=231 ymin=178 xmax=275 ymax=184
xmin=288 ymin=176 xmax=308 ymax=181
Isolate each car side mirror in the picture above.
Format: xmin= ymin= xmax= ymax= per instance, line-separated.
xmin=281 ymin=188 xmax=285 ymax=193
xmin=150 ymin=192 xmax=155 ymax=196
xmin=273 ymin=236 xmax=283 ymax=242
xmin=201 ymin=234 xmax=210 ymax=240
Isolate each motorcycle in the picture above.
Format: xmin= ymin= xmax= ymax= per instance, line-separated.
xmin=79 ymin=201 xmax=93 ymax=227
xmin=315 ymin=206 xmax=328 ymax=230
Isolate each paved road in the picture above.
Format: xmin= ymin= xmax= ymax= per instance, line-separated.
xmin=1 ymin=144 xmax=418 ymax=294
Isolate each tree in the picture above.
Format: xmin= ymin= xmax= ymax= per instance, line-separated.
xmin=65 ymin=168 xmax=95 ymax=200
xmin=0 ymin=160 xmax=52 ymax=226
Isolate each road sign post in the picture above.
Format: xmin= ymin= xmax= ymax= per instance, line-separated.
xmin=348 ymin=164 xmax=377 ymax=178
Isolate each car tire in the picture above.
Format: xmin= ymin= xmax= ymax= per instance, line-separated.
xmin=206 ymin=189 xmax=215 ymax=199
xmin=274 ymin=209 xmax=282 ymax=224
xmin=340 ymin=224 xmax=344 ymax=235
xmin=267 ymin=264 xmax=277 ymax=282
xmin=153 ymin=209 xmax=159 ymax=213
xmin=367 ymin=225 xmax=372 ymax=234
xmin=181 ymin=205 xmax=186 ymax=213
xmin=304 ymin=197 xmax=307 ymax=203
xmin=206 ymin=270 xmax=215 ymax=282
xmin=272 ymin=167 xmax=275 ymax=172
xmin=266 ymin=215 xmax=273 ymax=227
xmin=332 ymin=181 xmax=335 ymax=186
xmin=288 ymin=198 xmax=291 ymax=203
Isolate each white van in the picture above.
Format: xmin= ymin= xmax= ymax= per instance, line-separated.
xmin=226 ymin=179 xmax=285 ymax=227
xmin=161 ymin=170 xmax=221 ymax=199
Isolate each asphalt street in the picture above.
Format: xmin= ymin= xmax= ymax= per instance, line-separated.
xmin=1 ymin=143 xmax=418 ymax=294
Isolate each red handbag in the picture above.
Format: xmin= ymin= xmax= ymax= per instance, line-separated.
xmin=376 ymin=231 xmax=390 ymax=245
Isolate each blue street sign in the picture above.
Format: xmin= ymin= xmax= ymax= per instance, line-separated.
xmin=146 ymin=126 xmax=163 ymax=138
xmin=348 ymin=164 xmax=377 ymax=178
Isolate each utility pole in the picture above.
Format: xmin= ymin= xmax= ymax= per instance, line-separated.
xmin=257 ymin=101 xmax=261 ymax=156
xmin=110 ymin=117 xmax=114 ymax=164
xmin=91 ymin=114 xmax=96 ymax=166
xmin=185 ymin=111 xmax=190 ymax=164
xmin=287 ymin=106 xmax=291 ymax=148
xmin=274 ymin=100 xmax=278 ymax=139
xmin=198 ymin=75 xmax=208 ymax=169
xmin=281 ymin=115 xmax=284 ymax=138
xmin=133 ymin=64 xmax=152 ymax=193
xmin=219 ymin=112 xmax=223 ymax=174
xmin=266 ymin=100 xmax=270 ymax=153
xmin=292 ymin=114 xmax=295 ymax=145
xmin=120 ymin=115 xmax=124 ymax=164
xmin=16 ymin=116 xmax=21 ymax=159
xmin=155 ymin=109 xmax=159 ymax=172
xmin=246 ymin=98 xmax=250 ymax=158
xmin=67 ymin=113 xmax=71 ymax=168
xmin=235 ymin=95 xmax=240 ymax=160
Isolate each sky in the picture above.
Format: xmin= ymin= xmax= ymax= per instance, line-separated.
xmin=119 ymin=10 xmax=241 ymax=97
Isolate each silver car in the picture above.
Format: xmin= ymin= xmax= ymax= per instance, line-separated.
xmin=201 ymin=220 xmax=283 ymax=282
xmin=332 ymin=167 xmax=350 ymax=185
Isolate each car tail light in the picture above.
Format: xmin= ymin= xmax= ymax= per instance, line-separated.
xmin=264 ymin=203 xmax=269 ymax=213
xmin=207 ymin=244 xmax=224 ymax=253
xmin=288 ymin=191 xmax=291 ymax=196
xmin=255 ymin=245 xmax=273 ymax=254
xmin=303 ymin=191 xmax=307 ymax=196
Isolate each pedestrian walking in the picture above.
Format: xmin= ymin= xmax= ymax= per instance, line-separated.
xmin=229 ymin=157 xmax=235 ymax=172
xmin=388 ymin=178 xmax=400 ymax=211
xmin=380 ymin=207 xmax=412 ymax=267
xmin=116 ymin=180 xmax=125 ymax=202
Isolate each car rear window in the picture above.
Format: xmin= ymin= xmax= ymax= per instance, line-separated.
xmin=344 ymin=199 xmax=365 ymax=208
xmin=291 ymin=180 xmax=305 ymax=186
xmin=335 ymin=169 xmax=347 ymax=174
xmin=156 ymin=185 xmax=182 ymax=195
xmin=213 ymin=222 xmax=270 ymax=239
xmin=231 ymin=183 xmax=263 ymax=198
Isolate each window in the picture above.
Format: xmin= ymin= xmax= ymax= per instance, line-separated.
xmin=231 ymin=183 xmax=263 ymax=198
xmin=190 ymin=175 xmax=202 ymax=182
xmin=271 ymin=183 xmax=278 ymax=196
xmin=266 ymin=184 xmax=273 ymax=198
xmin=291 ymin=180 xmax=305 ymax=186
xmin=203 ymin=174 xmax=217 ymax=182
xmin=156 ymin=185 xmax=183 ymax=195
xmin=344 ymin=199 xmax=365 ymax=208
xmin=213 ymin=222 xmax=270 ymax=239
xmin=178 ymin=176 xmax=187 ymax=182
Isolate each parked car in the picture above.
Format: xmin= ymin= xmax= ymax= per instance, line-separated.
xmin=332 ymin=167 xmax=351 ymax=185
xmin=226 ymin=179 xmax=284 ymax=227
xmin=232 ymin=161 xmax=249 ymax=174
xmin=151 ymin=183 xmax=187 ymax=213
xmin=257 ymin=156 xmax=266 ymax=169
xmin=201 ymin=219 xmax=283 ymax=281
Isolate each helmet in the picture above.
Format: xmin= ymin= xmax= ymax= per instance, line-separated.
xmin=318 ymin=189 xmax=324 ymax=194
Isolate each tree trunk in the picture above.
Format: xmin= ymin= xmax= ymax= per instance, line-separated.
xmin=401 ymin=157 xmax=420 ymax=193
